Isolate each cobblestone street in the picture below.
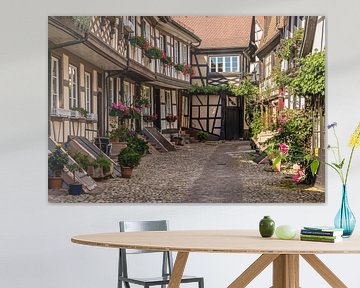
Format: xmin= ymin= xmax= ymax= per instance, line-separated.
xmin=49 ymin=141 xmax=325 ymax=203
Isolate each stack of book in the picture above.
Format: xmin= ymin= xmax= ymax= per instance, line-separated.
xmin=300 ymin=226 xmax=344 ymax=243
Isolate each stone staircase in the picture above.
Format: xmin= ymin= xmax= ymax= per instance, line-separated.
xmin=180 ymin=129 xmax=198 ymax=144
xmin=142 ymin=127 xmax=176 ymax=152
xmin=252 ymin=130 xmax=277 ymax=152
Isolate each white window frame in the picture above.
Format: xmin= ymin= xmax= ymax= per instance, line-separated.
xmin=174 ymin=40 xmax=179 ymax=64
xmin=209 ymin=56 xmax=239 ymax=73
xmin=51 ymin=57 xmax=59 ymax=109
xmin=109 ymin=78 xmax=114 ymax=103
xmin=165 ymin=90 xmax=172 ymax=115
xmin=124 ymin=81 xmax=131 ymax=105
xmin=264 ymin=54 xmax=272 ymax=78
xmin=69 ymin=64 xmax=78 ymax=108
xmin=85 ymin=72 xmax=91 ymax=113
xmin=182 ymin=44 xmax=187 ymax=64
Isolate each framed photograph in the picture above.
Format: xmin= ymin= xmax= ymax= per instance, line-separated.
xmin=48 ymin=16 xmax=325 ymax=203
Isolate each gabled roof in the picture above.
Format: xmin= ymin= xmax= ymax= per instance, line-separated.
xmin=258 ymin=16 xmax=284 ymax=50
xmin=173 ymin=16 xmax=253 ymax=49
xmin=255 ymin=16 xmax=265 ymax=29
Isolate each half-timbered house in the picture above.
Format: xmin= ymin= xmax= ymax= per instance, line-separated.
xmin=299 ymin=16 xmax=326 ymax=187
xmin=48 ymin=16 xmax=200 ymax=143
xmin=173 ymin=16 xmax=256 ymax=140
xmin=255 ymin=16 xmax=307 ymax=129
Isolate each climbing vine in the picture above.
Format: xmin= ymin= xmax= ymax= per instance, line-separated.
xmin=276 ymin=28 xmax=304 ymax=61
xmin=290 ymin=50 xmax=325 ymax=97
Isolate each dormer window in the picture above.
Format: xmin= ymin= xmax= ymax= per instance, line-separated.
xmin=209 ymin=56 xmax=239 ymax=73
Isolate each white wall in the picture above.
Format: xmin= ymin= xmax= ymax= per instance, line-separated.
xmin=1 ymin=1 xmax=360 ymax=287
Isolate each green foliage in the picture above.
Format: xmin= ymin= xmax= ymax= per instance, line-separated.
xmin=94 ymin=154 xmax=111 ymax=173
xmin=126 ymin=136 xmax=149 ymax=155
xmin=197 ymin=131 xmax=209 ymax=141
xmin=290 ymin=50 xmax=325 ymax=97
xmin=144 ymin=47 xmax=163 ymax=59
xmin=67 ymin=163 xmax=82 ymax=183
xmin=271 ymin=65 xmax=293 ymax=89
xmin=190 ymin=80 xmax=258 ymax=99
xmin=276 ymin=28 xmax=304 ymax=61
xmin=250 ymin=110 xmax=263 ymax=138
xmin=118 ymin=147 xmax=141 ymax=168
xmin=174 ymin=63 xmax=185 ymax=72
xmin=72 ymin=151 xmax=91 ymax=170
xmin=48 ymin=145 xmax=69 ymax=176
xmin=190 ymin=84 xmax=229 ymax=95
xmin=72 ymin=16 xmax=92 ymax=33
xmin=71 ymin=107 xmax=88 ymax=117
xmin=228 ymin=79 xmax=259 ymax=98
xmin=266 ymin=110 xmax=312 ymax=164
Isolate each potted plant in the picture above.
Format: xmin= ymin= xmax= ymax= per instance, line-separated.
xmin=118 ymin=147 xmax=141 ymax=178
xmin=67 ymin=163 xmax=83 ymax=195
xmin=94 ymin=154 xmax=112 ymax=177
xmin=165 ymin=114 xmax=177 ymax=128
xmin=143 ymin=114 xmax=158 ymax=127
xmin=197 ymin=131 xmax=209 ymax=142
xmin=126 ymin=136 xmax=149 ymax=156
xmin=92 ymin=159 xmax=104 ymax=179
xmin=48 ymin=144 xmax=68 ymax=189
xmin=272 ymin=143 xmax=288 ymax=172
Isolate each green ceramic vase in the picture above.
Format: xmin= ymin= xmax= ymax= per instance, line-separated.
xmin=259 ymin=216 xmax=275 ymax=238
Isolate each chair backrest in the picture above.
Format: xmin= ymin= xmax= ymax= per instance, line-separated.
xmin=119 ymin=220 xmax=169 ymax=254
xmin=118 ymin=220 xmax=173 ymax=282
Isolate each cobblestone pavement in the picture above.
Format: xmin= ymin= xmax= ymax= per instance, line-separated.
xmin=48 ymin=141 xmax=325 ymax=203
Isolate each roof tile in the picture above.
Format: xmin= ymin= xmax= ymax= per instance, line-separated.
xmin=172 ymin=16 xmax=253 ymax=49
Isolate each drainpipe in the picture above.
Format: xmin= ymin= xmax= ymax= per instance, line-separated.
xmin=48 ymin=33 xmax=89 ymax=137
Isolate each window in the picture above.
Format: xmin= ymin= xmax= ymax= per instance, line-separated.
xmin=124 ymin=82 xmax=131 ymax=105
xmin=69 ymin=65 xmax=78 ymax=108
xmin=182 ymin=44 xmax=187 ymax=64
xmin=209 ymin=56 xmax=239 ymax=73
xmin=51 ymin=57 xmax=59 ymax=109
xmin=109 ymin=78 xmax=114 ymax=104
xmin=174 ymin=40 xmax=179 ymax=64
xmin=165 ymin=90 xmax=172 ymax=115
xmin=142 ymin=86 xmax=152 ymax=115
xmin=160 ymin=35 xmax=164 ymax=51
xmin=85 ymin=72 xmax=91 ymax=113
xmin=264 ymin=54 xmax=272 ymax=78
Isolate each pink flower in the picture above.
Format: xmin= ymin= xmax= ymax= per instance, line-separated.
xmin=293 ymin=169 xmax=305 ymax=184
xmin=279 ymin=143 xmax=288 ymax=155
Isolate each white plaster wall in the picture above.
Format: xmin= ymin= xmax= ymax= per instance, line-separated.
xmin=1 ymin=1 xmax=360 ymax=287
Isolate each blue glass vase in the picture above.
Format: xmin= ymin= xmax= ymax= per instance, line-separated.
xmin=334 ymin=185 xmax=356 ymax=237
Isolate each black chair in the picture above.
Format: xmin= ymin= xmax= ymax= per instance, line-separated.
xmin=118 ymin=220 xmax=204 ymax=288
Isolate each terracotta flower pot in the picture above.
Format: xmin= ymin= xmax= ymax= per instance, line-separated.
xmin=273 ymin=160 xmax=281 ymax=172
xmin=87 ymin=166 xmax=95 ymax=177
xmin=121 ymin=167 xmax=133 ymax=178
xmin=48 ymin=176 xmax=62 ymax=189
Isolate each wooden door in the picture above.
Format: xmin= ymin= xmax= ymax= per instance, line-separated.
xmin=153 ymin=88 xmax=161 ymax=129
xmin=225 ymin=107 xmax=242 ymax=140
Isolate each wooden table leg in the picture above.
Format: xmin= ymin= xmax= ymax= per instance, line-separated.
xmin=168 ymin=252 xmax=189 ymax=288
xmin=301 ymin=254 xmax=347 ymax=288
xmin=228 ymin=254 xmax=279 ymax=288
xmin=272 ymin=254 xmax=299 ymax=288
